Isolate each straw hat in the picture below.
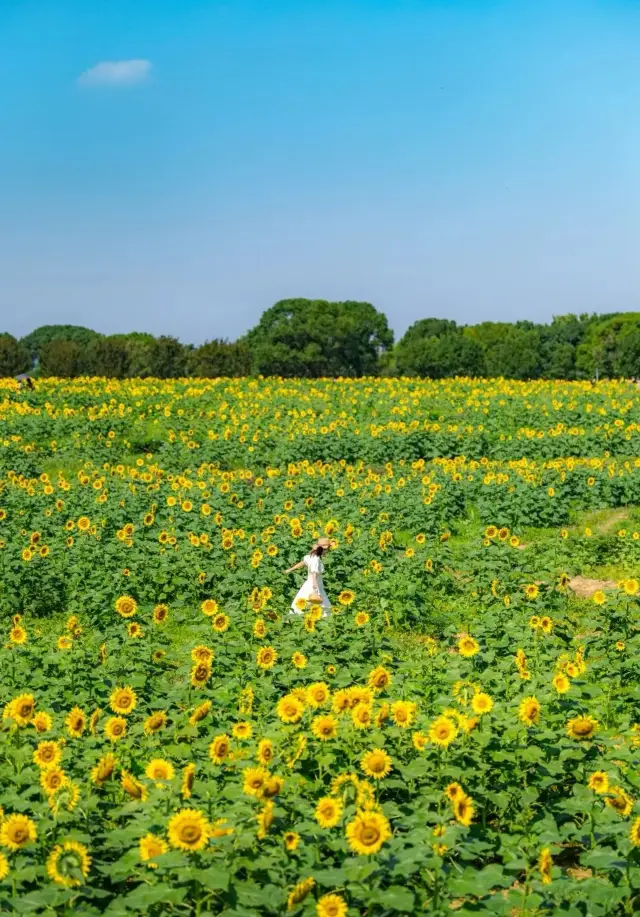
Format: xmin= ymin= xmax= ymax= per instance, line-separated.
xmin=314 ymin=537 xmax=331 ymax=550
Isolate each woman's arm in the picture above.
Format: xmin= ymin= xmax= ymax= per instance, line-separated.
xmin=284 ymin=560 xmax=305 ymax=574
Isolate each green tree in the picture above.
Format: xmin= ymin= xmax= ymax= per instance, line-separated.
xmin=244 ymin=299 xmax=393 ymax=377
xmin=190 ymin=339 xmax=252 ymax=377
xmin=81 ymin=336 xmax=130 ymax=378
xmin=21 ymin=325 xmax=100 ymax=362
xmin=395 ymin=319 xmax=484 ymax=377
xmin=465 ymin=323 xmax=542 ymax=379
xmin=147 ymin=336 xmax=188 ymax=378
xmin=39 ymin=340 xmax=83 ymax=377
xmin=0 ymin=334 xmax=30 ymax=377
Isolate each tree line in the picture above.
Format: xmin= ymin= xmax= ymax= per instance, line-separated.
xmin=2 ymin=301 xmax=640 ymax=380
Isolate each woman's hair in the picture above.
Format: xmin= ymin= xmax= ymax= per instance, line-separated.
xmin=311 ymin=545 xmax=324 ymax=557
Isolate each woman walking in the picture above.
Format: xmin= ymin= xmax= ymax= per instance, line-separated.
xmin=285 ymin=537 xmax=332 ymax=615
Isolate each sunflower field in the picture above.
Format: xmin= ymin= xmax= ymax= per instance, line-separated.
xmin=1 ymin=376 xmax=639 ymax=916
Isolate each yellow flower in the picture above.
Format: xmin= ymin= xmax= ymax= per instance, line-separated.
xmin=518 ymin=696 xmax=541 ymax=727
xmin=307 ymin=682 xmax=331 ymax=708
xmin=351 ymin=704 xmax=373 ymax=729
xmin=315 ymin=796 xmax=343 ymax=828
xmin=429 ymin=716 xmax=458 ymax=748
xmin=606 ymin=786 xmax=633 ymax=818
xmin=311 ymin=715 xmax=339 ymax=741
xmin=201 ymin=599 xmax=219 ymax=617
xmin=109 ymin=686 xmax=137 ymax=716
xmin=354 ymin=611 xmax=370 ymax=627
xmin=316 ymin=894 xmax=348 ymax=917
xmin=40 ymin=766 xmax=67 ymax=796
xmin=167 ymin=809 xmax=211 ymax=852
xmin=33 ymin=740 xmax=62 ymax=769
xmin=144 ymin=711 xmax=167 ymax=735
xmin=0 ymin=853 xmax=8 ymax=880
xmin=287 ymin=878 xmax=315 ymax=911
xmin=291 ymin=651 xmax=308 ymax=668
xmin=567 ymin=716 xmax=597 ymax=740
xmin=552 ymin=673 xmax=570 ymax=694
xmin=256 ymin=646 xmax=278 ymax=670
xmin=9 ymin=625 xmax=27 ymax=645
xmin=538 ymin=848 xmax=552 ymax=885
xmin=32 ymin=711 xmax=53 ymax=733
xmin=338 ymin=590 xmax=355 ymax=606
xmin=189 ymin=700 xmax=212 ymax=726
xmin=257 ymin=739 xmax=274 ymax=766
xmin=457 ymin=635 xmax=480 ymax=657
xmin=209 ymin=734 xmax=232 ymax=764
xmin=145 ymin=759 xmax=175 ymax=782
xmin=257 ymin=801 xmax=275 ymax=839
xmin=277 ymin=694 xmax=305 ymax=724
xmin=524 ymin=584 xmax=539 ymax=600
xmin=624 ymin=578 xmax=639 ymax=596
xmin=592 ymin=590 xmax=606 ymax=606
xmin=470 ymin=692 xmax=493 ymax=715
xmin=139 ymin=833 xmax=168 ymax=865
xmin=104 ymin=716 xmax=127 ymax=742
xmin=588 ymin=771 xmax=609 ymax=794
xmin=65 ymin=706 xmax=86 ymax=738
xmin=361 ymin=748 xmax=392 ymax=779
xmin=0 ymin=813 xmax=37 ymax=850
xmin=121 ymin=770 xmax=148 ymax=800
xmin=391 ymin=699 xmax=417 ymax=728
xmin=114 ymin=595 xmax=137 ymax=618
xmin=453 ymin=793 xmax=475 ymax=826
xmin=367 ymin=666 xmax=392 ymax=692
xmin=445 ymin=782 xmax=464 ymax=802
xmin=181 ymin=763 xmax=196 ymax=798
xmin=243 ymin=766 xmax=269 ymax=798
xmin=630 ymin=817 xmax=640 ymax=847
xmin=91 ymin=753 xmax=117 ymax=787
xmin=4 ymin=693 xmax=35 ymax=726
xmin=152 ymin=604 xmax=169 ymax=624
xmin=283 ymin=830 xmax=300 ymax=851
xmin=46 ymin=840 xmax=91 ymax=887
xmin=345 ymin=810 xmax=391 ymax=855
xmin=212 ymin=612 xmax=230 ymax=632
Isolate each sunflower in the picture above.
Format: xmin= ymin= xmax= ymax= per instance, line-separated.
xmin=458 ymin=635 xmax=480 ymax=657
xmin=0 ymin=853 xmax=8 ymax=881
xmin=189 ymin=700 xmax=212 ymax=726
xmin=287 ymin=878 xmax=315 ymax=911
xmin=539 ymin=616 xmax=553 ymax=634
xmin=121 ymin=770 xmax=148 ymax=801
xmin=145 ymin=759 xmax=175 ymax=782
xmin=57 ymin=635 xmax=72 ymax=651
xmin=256 ymin=739 xmax=274 ymax=767
xmin=351 ymin=704 xmax=373 ymax=729
xmin=567 ymin=716 xmax=597 ymax=740
xmin=277 ymin=694 xmax=305 ymax=724
xmin=0 ymin=813 xmax=37 ymax=850
xmin=283 ymin=831 xmax=300 ymax=851
xmin=32 ymin=711 xmax=53 ymax=733
xmin=89 ymin=708 xmax=101 ymax=734
xmin=315 ymin=796 xmax=343 ymax=828
xmin=345 ymin=810 xmax=391 ymax=855
xmin=65 ymin=706 xmax=86 ymax=738
xmin=9 ymin=625 xmax=26 ymax=645
xmin=114 ymin=595 xmax=137 ymax=618
xmin=338 ymin=590 xmax=355 ymax=606
xmin=524 ymin=584 xmax=539 ymax=600
xmin=361 ymin=748 xmax=392 ymax=780
xmin=311 ymin=715 xmax=339 ymax=741
xmin=104 ymin=716 xmax=127 ymax=742
xmin=127 ymin=622 xmax=143 ymax=638
xmin=40 ymin=766 xmax=67 ymax=796
xmin=257 ymin=800 xmax=275 ymax=839
xmin=445 ymin=782 xmax=464 ymax=801
xmin=91 ymin=752 xmax=117 ymax=786
xmin=606 ymin=786 xmax=633 ymax=818
xmin=538 ymin=848 xmax=552 ymax=885
xmin=167 ymin=809 xmax=212 ymax=852
xmin=306 ymin=682 xmax=331 ymax=708
xmin=485 ymin=525 xmax=498 ymax=538
xmin=518 ymin=696 xmax=541 ymax=727
xmin=212 ymin=613 xmax=230 ymax=632
xmin=429 ymin=716 xmax=458 ymax=748
xmin=471 ymin=692 xmax=493 ymax=715
xmin=33 ymin=740 xmax=62 ymax=769
xmin=291 ymin=651 xmax=308 ymax=669
xmin=190 ymin=662 xmax=211 ymax=687
xmin=624 ymin=578 xmax=639 ymax=596
xmin=391 ymin=700 xmax=417 ymax=728
xmin=630 ymin=817 xmax=640 ymax=847
xmin=152 ymin=604 xmax=169 ymax=624
xmin=5 ymin=693 xmax=35 ymax=726
xmin=354 ymin=612 xmax=370 ymax=627
xmin=109 ymin=686 xmax=137 ymax=716
xmin=317 ymin=894 xmax=348 ymax=917
xmin=588 ymin=771 xmax=609 ymax=794
xmin=256 ymin=646 xmax=278 ymax=670
xmin=552 ymin=673 xmax=570 ymax=694
xmin=209 ymin=734 xmax=231 ymax=764
xmin=453 ymin=793 xmax=475 ymax=826
xmin=367 ymin=666 xmax=392 ymax=692
xmin=181 ymin=763 xmax=196 ymax=799
xmin=200 ymin=599 xmax=219 ymax=617
xmin=232 ymin=721 xmax=253 ymax=740
xmin=139 ymin=833 xmax=168 ymax=865
xmin=46 ymin=840 xmax=91 ymax=887
xmin=243 ymin=766 xmax=268 ymax=798
xmin=144 ymin=711 xmax=167 ymax=735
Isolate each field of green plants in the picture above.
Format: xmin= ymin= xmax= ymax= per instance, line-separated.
xmin=0 ymin=376 xmax=639 ymax=916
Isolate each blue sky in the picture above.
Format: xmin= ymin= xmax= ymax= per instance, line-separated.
xmin=2 ymin=0 xmax=640 ymax=344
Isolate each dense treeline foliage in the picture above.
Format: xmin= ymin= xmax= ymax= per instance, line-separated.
xmin=4 ymin=305 xmax=640 ymax=379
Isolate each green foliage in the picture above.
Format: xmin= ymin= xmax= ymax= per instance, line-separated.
xmin=189 ymin=339 xmax=252 ymax=377
xmin=21 ymin=325 xmax=101 ymax=361
xmin=0 ymin=333 xmax=30 ymax=376
xmin=39 ymin=340 xmax=84 ymax=377
xmin=244 ymin=299 xmax=394 ymax=377
xmin=395 ymin=320 xmax=485 ymax=377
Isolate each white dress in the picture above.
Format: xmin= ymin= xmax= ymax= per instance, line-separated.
xmin=291 ymin=554 xmax=331 ymax=615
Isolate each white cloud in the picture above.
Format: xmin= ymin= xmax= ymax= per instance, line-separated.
xmin=78 ymin=59 xmax=152 ymax=87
